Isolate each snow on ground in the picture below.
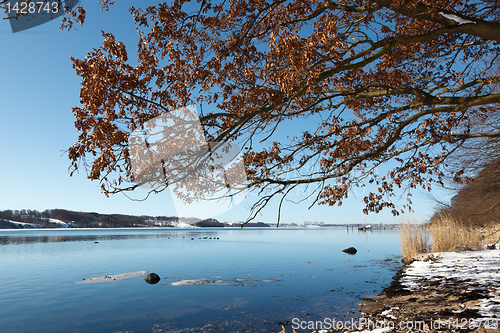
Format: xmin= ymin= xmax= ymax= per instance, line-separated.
xmin=401 ymin=249 xmax=500 ymax=318
xmin=172 ymin=222 xmax=199 ymax=228
xmin=0 ymin=218 xmax=68 ymax=228
xmin=46 ymin=218 xmax=68 ymax=226
xmin=0 ymin=219 xmax=41 ymax=228
xmin=350 ymin=329 xmax=391 ymax=333
xmin=380 ymin=308 xmax=398 ymax=320
xmin=312 ymin=250 xmax=500 ymax=333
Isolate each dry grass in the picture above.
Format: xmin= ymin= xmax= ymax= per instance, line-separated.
xmin=430 ymin=213 xmax=482 ymax=252
xmin=400 ymin=213 xmax=500 ymax=264
xmin=399 ymin=217 xmax=430 ymax=264
xmin=482 ymin=226 xmax=500 ymax=246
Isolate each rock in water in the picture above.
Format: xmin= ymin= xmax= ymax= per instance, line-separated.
xmin=144 ymin=273 xmax=161 ymax=284
xmin=342 ymin=247 xmax=357 ymax=255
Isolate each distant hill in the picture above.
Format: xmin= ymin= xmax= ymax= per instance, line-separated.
xmin=194 ymin=219 xmax=271 ymax=228
xmin=195 ymin=218 xmax=225 ymax=227
xmin=241 ymin=222 xmax=271 ymax=228
xmin=0 ymin=209 xmax=178 ymax=229
xmin=0 ymin=209 xmax=271 ymax=229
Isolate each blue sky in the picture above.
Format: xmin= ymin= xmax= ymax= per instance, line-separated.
xmin=0 ymin=1 xmax=453 ymax=224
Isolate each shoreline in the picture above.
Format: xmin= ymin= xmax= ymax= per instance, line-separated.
xmin=345 ymin=249 xmax=500 ymax=333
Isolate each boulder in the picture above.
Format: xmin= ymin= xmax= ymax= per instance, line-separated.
xmin=144 ymin=273 xmax=161 ymax=284
xmin=342 ymin=247 xmax=357 ymax=255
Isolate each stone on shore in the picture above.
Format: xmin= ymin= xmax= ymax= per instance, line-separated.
xmin=342 ymin=247 xmax=357 ymax=255
xmin=144 ymin=273 xmax=161 ymax=284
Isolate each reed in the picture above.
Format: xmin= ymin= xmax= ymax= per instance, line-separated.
xmin=430 ymin=213 xmax=482 ymax=252
xmin=481 ymin=226 xmax=500 ymax=247
xmin=399 ymin=217 xmax=430 ymax=264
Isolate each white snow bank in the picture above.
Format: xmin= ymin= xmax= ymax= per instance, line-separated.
xmin=0 ymin=218 xmax=67 ymax=228
xmin=175 ymin=222 xmax=198 ymax=228
xmin=46 ymin=218 xmax=68 ymax=226
xmin=0 ymin=219 xmax=40 ymax=227
xmin=401 ymin=250 xmax=500 ymax=317
xmin=380 ymin=308 xmax=397 ymax=320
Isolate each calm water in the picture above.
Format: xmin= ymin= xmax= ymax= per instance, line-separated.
xmin=0 ymin=228 xmax=401 ymax=332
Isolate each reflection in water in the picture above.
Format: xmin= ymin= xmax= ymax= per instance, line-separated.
xmin=0 ymin=228 xmax=402 ymax=333
xmin=0 ymin=230 xmax=219 ymax=246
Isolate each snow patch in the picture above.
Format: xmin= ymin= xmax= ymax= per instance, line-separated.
xmin=174 ymin=222 xmax=198 ymax=228
xmin=0 ymin=219 xmax=41 ymax=228
xmin=380 ymin=308 xmax=397 ymax=320
xmin=401 ymin=249 xmax=500 ymax=318
xmin=350 ymin=328 xmax=392 ymax=333
xmin=46 ymin=218 xmax=68 ymax=226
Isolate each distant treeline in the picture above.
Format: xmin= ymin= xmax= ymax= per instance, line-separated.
xmin=0 ymin=209 xmax=178 ymax=228
xmin=0 ymin=209 xmax=271 ymax=229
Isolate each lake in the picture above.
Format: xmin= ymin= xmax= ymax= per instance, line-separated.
xmin=0 ymin=227 xmax=401 ymax=332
